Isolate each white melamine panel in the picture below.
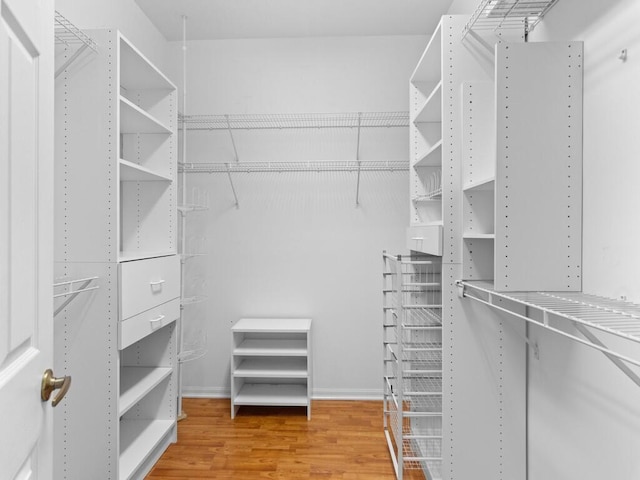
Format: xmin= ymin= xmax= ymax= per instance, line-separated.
xmin=234 ymin=358 xmax=307 ymax=378
xmin=234 ymin=338 xmax=307 ymax=356
xmin=462 ymin=238 xmax=495 ymax=280
xmin=119 ymin=255 xmax=180 ymax=320
xmin=411 ymin=21 xmax=441 ymax=82
xmin=120 ymin=96 xmax=172 ymax=134
xmin=442 ymin=264 xmax=526 ymax=480
xmin=119 ymin=419 xmax=174 ymax=480
xmin=414 ymin=82 xmax=442 ymax=123
xmin=119 ymin=34 xmax=174 ymax=91
xmin=406 ymin=225 xmax=443 ymax=256
xmin=462 ymin=82 xmax=495 ymax=189
xmin=119 ymin=159 xmax=172 ymax=182
xmin=232 ymin=318 xmax=312 ymax=333
xmin=415 ymin=139 xmax=443 ymax=167
xmin=494 ymin=42 xmax=582 ymax=292
xmin=119 ymin=298 xmax=180 ymax=350
xmin=234 ymin=383 xmax=308 ymax=406
xmin=119 ymin=367 xmax=172 ymax=416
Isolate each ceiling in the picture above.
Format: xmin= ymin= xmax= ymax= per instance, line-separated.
xmin=134 ymin=0 xmax=455 ymax=41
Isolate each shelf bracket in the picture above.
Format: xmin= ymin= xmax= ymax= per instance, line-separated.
xmin=226 ymin=115 xmax=240 ymax=163
xmin=355 ymin=112 xmax=362 ymax=207
xmin=225 ymin=163 xmax=240 ymax=209
xmin=573 ymin=323 xmax=640 ymax=389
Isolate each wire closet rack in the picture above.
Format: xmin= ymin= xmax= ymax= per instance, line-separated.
xmin=458 ymin=281 xmax=640 ymax=388
xmin=180 ymin=111 xmax=409 ymax=130
xmin=54 ymin=11 xmax=98 ymax=78
xmin=462 ymin=0 xmax=560 ymax=38
xmin=383 ymin=252 xmax=443 ymax=480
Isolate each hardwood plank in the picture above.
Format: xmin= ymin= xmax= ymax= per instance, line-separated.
xmin=146 ymin=398 xmax=426 ymax=480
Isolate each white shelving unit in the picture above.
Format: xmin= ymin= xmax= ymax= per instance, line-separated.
xmin=54 ymin=29 xmax=179 ymax=480
xmin=230 ymin=318 xmax=312 ymax=420
xmin=383 ymin=253 xmax=443 ymax=480
xmin=460 ymin=42 xmax=583 ymax=291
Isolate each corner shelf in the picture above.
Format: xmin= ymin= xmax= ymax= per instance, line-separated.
xmin=463 ymin=177 xmax=495 ymax=192
xmin=414 ymin=140 xmax=443 ymax=168
xmin=414 ymin=82 xmax=442 ymax=124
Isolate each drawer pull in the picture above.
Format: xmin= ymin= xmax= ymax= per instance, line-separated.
xmin=149 ymin=279 xmax=165 ymax=292
xmin=149 ymin=314 xmax=165 ymax=329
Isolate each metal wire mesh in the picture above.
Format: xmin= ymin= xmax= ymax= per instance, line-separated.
xmin=463 ymin=0 xmax=559 ymax=37
xmin=54 ymin=11 xmax=97 ymax=51
xmin=179 ymin=160 xmax=409 ymax=174
xmin=181 ymin=111 xmax=409 ymax=130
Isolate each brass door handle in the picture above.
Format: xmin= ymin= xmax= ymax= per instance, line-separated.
xmin=41 ymin=369 xmax=71 ymax=407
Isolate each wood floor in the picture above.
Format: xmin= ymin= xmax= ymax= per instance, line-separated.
xmin=146 ymin=398 xmax=426 ymax=480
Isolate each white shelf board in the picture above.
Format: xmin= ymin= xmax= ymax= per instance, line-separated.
xmin=118 ymin=251 xmax=176 ymax=263
xmin=120 ymin=96 xmax=172 ymax=134
xmin=234 ymin=383 xmax=308 ymax=406
xmin=414 ymin=140 xmax=443 ymax=167
xmin=234 ymin=358 xmax=307 ymax=378
xmin=177 ymin=204 xmax=209 ymax=214
xmin=414 ymin=221 xmax=444 ymax=227
xmin=463 ymin=177 xmax=495 ymax=192
xmin=119 ymin=159 xmax=172 ymax=182
xmin=119 ymin=419 xmax=174 ymax=480
xmin=411 ymin=21 xmax=442 ymax=83
xmin=232 ymin=318 xmax=312 ymax=333
xmin=414 ymin=82 xmax=442 ymax=123
xmin=119 ymin=34 xmax=175 ymax=91
xmin=463 ymin=233 xmax=495 ymax=239
xmin=234 ymin=338 xmax=308 ymax=356
xmin=119 ymin=367 xmax=172 ymax=417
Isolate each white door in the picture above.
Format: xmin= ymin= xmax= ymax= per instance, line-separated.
xmin=0 ymin=0 xmax=56 ymax=479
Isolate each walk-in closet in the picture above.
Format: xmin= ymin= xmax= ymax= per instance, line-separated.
xmin=2 ymin=0 xmax=639 ymax=479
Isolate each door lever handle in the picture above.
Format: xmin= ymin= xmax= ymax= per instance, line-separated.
xmin=41 ymin=369 xmax=71 ymax=407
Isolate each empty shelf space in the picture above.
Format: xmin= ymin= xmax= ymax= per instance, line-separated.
xmin=233 ymin=358 xmax=307 ymax=378
xmin=120 ymin=36 xmax=175 ymax=91
xmin=414 ymin=82 xmax=442 ymax=123
xmin=119 ymin=419 xmax=174 ymax=480
xmin=414 ymin=140 xmax=443 ymax=167
xmin=234 ymin=383 xmax=308 ymax=406
xmin=234 ymin=338 xmax=307 ymax=356
xmin=463 ymin=177 xmax=495 ymax=192
xmin=120 ymin=96 xmax=172 ymax=134
xmin=411 ymin=22 xmax=442 ymax=82
xmin=119 ymin=159 xmax=172 ymax=182
xmin=119 ymin=367 xmax=172 ymax=416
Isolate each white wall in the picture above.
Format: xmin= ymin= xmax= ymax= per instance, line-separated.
xmin=529 ymin=1 xmax=640 ymax=479
xmin=166 ymin=35 xmax=426 ymax=398
xmin=55 ymin=0 xmax=169 ymax=72
xmin=447 ymin=1 xmax=640 ymax=478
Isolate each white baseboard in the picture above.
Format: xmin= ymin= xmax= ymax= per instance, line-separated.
xmin=182 ymin=386 xmax=382 ymax=401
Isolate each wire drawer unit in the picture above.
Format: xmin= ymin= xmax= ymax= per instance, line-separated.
xmin=383 ymin=253 xmax=443 ymax=480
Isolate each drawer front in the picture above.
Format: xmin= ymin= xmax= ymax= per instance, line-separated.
xmin=120 ymin=255 xmax=180 ymax=320
xmin=406 ymin=225 xmax=443 ymax=256
xmin=119 ymin=298 xmax=180 ymax=350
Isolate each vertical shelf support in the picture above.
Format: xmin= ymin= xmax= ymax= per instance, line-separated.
xmin=226 ymin=163 xmax=240 ymax=209
xmin=355 ymin=112 xmax=362 ymax=207
xmin=226 ymin=114 xmax=240 ymax=163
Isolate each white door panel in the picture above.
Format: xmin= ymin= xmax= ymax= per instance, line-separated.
xmin=0 ymin=0 xmax=54 ymax=478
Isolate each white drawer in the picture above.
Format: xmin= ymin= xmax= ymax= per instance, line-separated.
xmin=406 ymin=225 xmax=443 ymax=256
xmin=120 ymin=255 xmax=180 ymax=320
xmin=119 ymin=298 xmax=180 ymax=350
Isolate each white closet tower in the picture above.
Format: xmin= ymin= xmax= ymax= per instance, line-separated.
xmin=54 ymin=30 xmax=179 ymax=479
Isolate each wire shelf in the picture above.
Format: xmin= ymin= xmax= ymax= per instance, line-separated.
xmin=460 ymin=281 xmax=640 ymax=369
xmin=180 ymin=111 xmax=409 ymax=131
xmin=179 ymin=160 xmax=409 ymax=174
xmin=54 ymin=11 xmax=97 ymax=51
xmin=463 ymin=0 xmax=559 ymax=38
